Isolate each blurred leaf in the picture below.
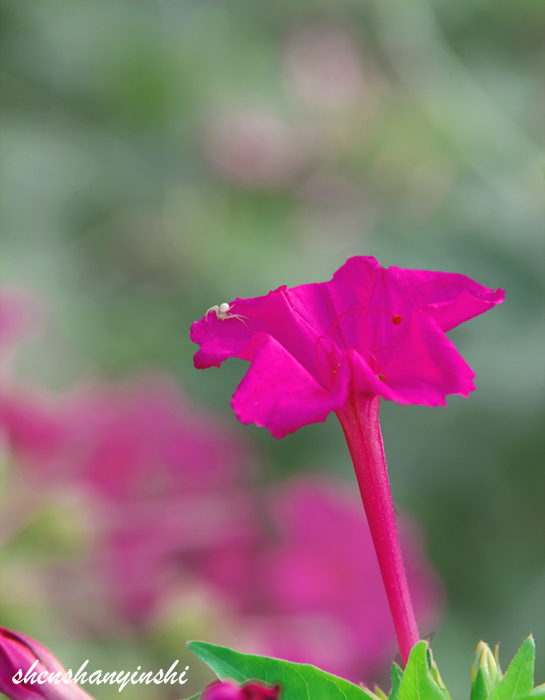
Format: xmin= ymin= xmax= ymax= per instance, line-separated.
xmin=187 ymin=641 xmax=380 ymax=700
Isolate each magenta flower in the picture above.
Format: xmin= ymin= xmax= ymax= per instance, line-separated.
xmin=0 ymin=390 xmax=66 ymax=478
xmin=191 ymin=255 xmax=504 ymax=665
xmin=0 ymin=627 xmax=93 ymax=700
xmin=58 ymin=377 xmax=256 ymax=623
xmin=202 ymin=680 xmax=281 ymax=700
xmin=245 ymin=479 xmax=440 ymax=682
xmin=192 ymin=256 xmax=503 ymax=436
xmin=61 ymin=375 xmax=250 ymax=500
xmin=58 ymin=377 xmax=256 ymax=624
xmin=194 ymin=477 xmax=439 ymax=682
xmin=97 ymin=489 xmax=258 ymax=623
xmin=1 ymin=372 xmax=258 ymax=625
xmin=2 ymin=375 xmax=249 ymax=495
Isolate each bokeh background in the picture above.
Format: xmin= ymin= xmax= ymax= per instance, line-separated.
xmin=1 ymin=0 xmax=544 ymax=698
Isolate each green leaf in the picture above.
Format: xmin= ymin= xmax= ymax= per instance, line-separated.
xmin=187 ymin=641 xmax=378 ymax=700
xmin=389 ymin=663 xmax=404 ymax=700
xmin=182 ymin=695 xmax=201 ymax=700
xmin=398 ymin=642 xmax=451 ymax=700
xmin=487 ymin=637 xmax=535 ymax=700
xmin=507 ymin=682 xmax=545 ymax=700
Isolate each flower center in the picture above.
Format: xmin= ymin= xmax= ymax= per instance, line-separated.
xmin=314 ymin=335 xmax=341 ymax=386
xmin=313 ymin=307 xmax=402 ymax=387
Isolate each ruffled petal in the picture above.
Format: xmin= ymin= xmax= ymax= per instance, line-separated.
xmin=191 ymin=306 xmax=254 ymax=369
xmin=381 ymin=312 xmax=476 ymax=406
xmin=385 ymin=263 xmax=505 ymax=332
xmin=191 ymin=286 xmax=324 ymax=373
xmin=231 ymin=334 xmax=351 ymax=438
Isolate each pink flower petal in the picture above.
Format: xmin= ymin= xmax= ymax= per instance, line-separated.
xmin=380 ymin=312 xmax=476 ymax=405
xmin=231 ymin=333 xmax=350 ymax=438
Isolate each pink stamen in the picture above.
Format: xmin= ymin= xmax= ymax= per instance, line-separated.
xmin=314 ymin=335 xmax=340 ymax=386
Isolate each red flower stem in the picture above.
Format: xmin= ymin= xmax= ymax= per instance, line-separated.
xmin=336 ymin=393 xmax=419 ymax=666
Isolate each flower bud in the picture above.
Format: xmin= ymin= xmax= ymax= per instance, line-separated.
xmin=471 ymin=641 xmax=502 ymax=698
xmin=0 ymin=627 xmax=93 ymax=700
xmin=202 ymin=680 xmax=281 ymax=700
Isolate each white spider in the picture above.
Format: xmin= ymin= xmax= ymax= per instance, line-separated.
xmin=205 ymin=302 xmax=248 ymax=326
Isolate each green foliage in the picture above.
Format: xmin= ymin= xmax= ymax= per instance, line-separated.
xmin=187 ymin=641 xmax=381 ymax=700
xmin=187 ymin=637 xmax=545 ymax=700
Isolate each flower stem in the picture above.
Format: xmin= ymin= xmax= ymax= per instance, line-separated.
xmin=336 ymin=394 xmax=419 ymax=666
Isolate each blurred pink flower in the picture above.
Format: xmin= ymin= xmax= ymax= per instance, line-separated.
xmin=199 ymin=478 xmax=441 ymax=683
xmin=0 ymin=289 xmax=42 ymax=355
xmin=284 ymin=22 xmax=367 ymax=112
xmin=203 ymin=108 xmax=308 ymax=190
xmin=1 ymin=371 xmax=258 ymax=625
xmin=265 ymin=481 xmax=438 ymax=678
xmin=202 ymin=680 xmax=281 ymax=700
xmin=0 ymin=289 xmax=51 ymax=482
xmin=0 ymin=390 xmax=66 ymax=477
xmin=98 ymin=490 xmax=258 ymax=623
xmin=62 ymin=375 xmax=249 ymax=500
xmin=2 ymin=375 xmax=249 ymax=493
xmin=57 ymin=376 xmax=256 ymax=623
xmin=0 ymin=627 xmax=93 ymax=700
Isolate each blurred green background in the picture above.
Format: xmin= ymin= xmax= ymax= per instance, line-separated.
xmin=1 ymin=0 xmax=544 ymax=697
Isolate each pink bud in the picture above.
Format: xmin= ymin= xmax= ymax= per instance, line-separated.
xmin=202 ymin=680 xmax=281 ymax=700
xmin=0 ymin=627 xmax=93 ymax=700
xmin=202 ymin=681 xmax=241 ymax=700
